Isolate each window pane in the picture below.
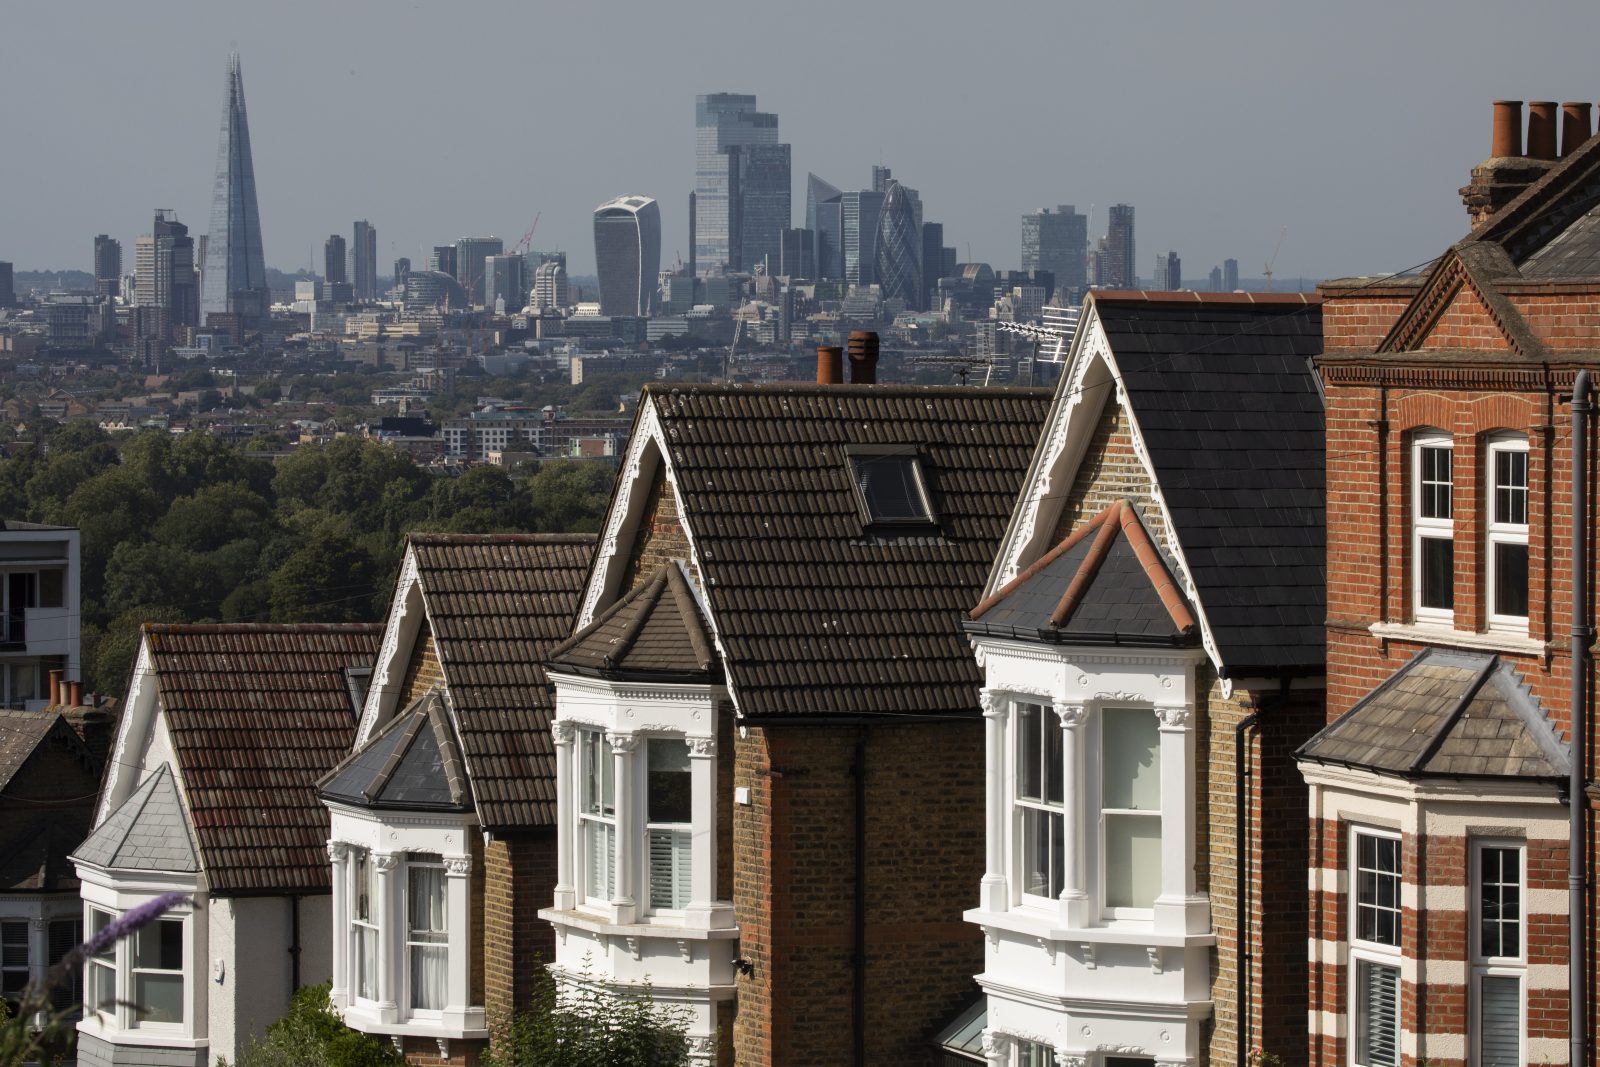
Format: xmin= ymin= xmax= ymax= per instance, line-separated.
xmin=853 ymin=456 xmax=931 ymax=522
xmin=1104 ymin=813 xmax=1161 ymax=909
xmin=1495 ymin=450 xmax=1528 ymax=525
xmin=1017 ymin=1041 xmax=1054 ymax=1067
xmin=1479 ymin=846 xmax=1521 ymax=958
xmin=133 ymin=973 xmax=184 ymax=1025
xmin=356 ymin=926 xmax=377 ymax=1000
xmin=1479 ymin=975 xmax=1520 ymax=1067
xmin=408 ymin=867 xmax=446 ymax=942
xmin=1420 ymin=536 xmax=1455 ymax=611
xmin=1493 ymin=543 xmax=1528 ymax=619
xmin=1356 ymin=961 xmax=1399 ymax=1067
xmin=1020 ymin=806 xmax=1063 ymax=898
xmin=648 ymin=738 xmax=692 ymax=824
xmin=1102 ymin=709 xmax=1160 ymax=811
xmin=649 ymin=828 xmax=693 ymax=909
xmin=1017 ymin=704 xmax=1042 ymax=802
xmin=1356 ymin=834 xmax=1402 ymax=947
xmin=133 ymin=919 xmax=183 ymax=970
xmin=585 ymin=820 xmax=615 ymax=900
xmin=1420 ymin=446 xmax=1452 ymax=519
xmin=89 ymin=960 xmax=114 ymax=1015
xmin=1043 ymin=711 xmax=1063 ymax=806
xmin=90 ymin=909 xmax=114 ymax=962
xmin=49 ymin=919 xmax=82 ymax=1014
xmin=410 ymin=945 xmax=446 ymax=1011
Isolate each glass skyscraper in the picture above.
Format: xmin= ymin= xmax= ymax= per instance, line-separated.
xmin=200 ymin=53 xmax=269 ymax=324
xmin=694 ymin=93 xmax=786 ymax=275
xmin=841 ymin=190 xmax=885 ymax=288
xmin=593 ymin=195 xmax=661 ymax=317
xmin=1021 ymin=206 xmax=1087 ymax=300
xmin=729 ymin=142 xmax=790 ymax=273
xmin=874 ymin=181 xmax=921 ymax=307
xmin=806 ymin=173 xmax=844 ymax=280
xmin=454 ymin=237 xmax=504 ymax=307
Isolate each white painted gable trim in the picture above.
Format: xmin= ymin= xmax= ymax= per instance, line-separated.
xmin=355 ymin=548 xmax=435 ymax=747
xmin=576 ymin=396 xmax=741 ymax=716
xmin=986 ymin=304 xmax=1229 ymax=693
xmin=97 ymin=636 xmax=158 ymax=823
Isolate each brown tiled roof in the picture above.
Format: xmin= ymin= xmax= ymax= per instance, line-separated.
xmin=143 ymin=623 xmax=383 ymax=894
xmin=1297 ymin=648 xmax=1568 ymax=780
xmin=550 ymin=562 xmax=718 ymax=681
xmin=407 ymin=533 xmax=597 ymax=830
xmin=640 ymin=383 xmax=1052 ymax=718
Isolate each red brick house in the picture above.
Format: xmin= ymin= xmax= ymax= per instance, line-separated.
xmin=1299 ymin=101 xmax=1600 ymax=1067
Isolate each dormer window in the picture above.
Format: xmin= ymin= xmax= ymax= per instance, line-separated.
xmin=849 ymin=453 xmax=934 ymax=525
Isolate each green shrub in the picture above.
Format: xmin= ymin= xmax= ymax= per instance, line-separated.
xmin=223 ymin=984 xmax=400 ymax=1067
xmin=484 ymin=967 xmax=689 ymax=1067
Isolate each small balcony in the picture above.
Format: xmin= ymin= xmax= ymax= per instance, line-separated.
xmin=0 ymin=606 xmax=71 ymax=656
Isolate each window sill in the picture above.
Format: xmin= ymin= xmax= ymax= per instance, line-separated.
xmin=1369 ymin=621 xmax=1546 ymax=657
xmin=76 ymin=1017 xmax=204 ymax=1048
xmin=341 ymin=1003 xmax=487 ymax=1041
xmin=962 ymin=905 xmax=1215 ymax=949
xmin=538 ymin=906 xmax=740 ymax=940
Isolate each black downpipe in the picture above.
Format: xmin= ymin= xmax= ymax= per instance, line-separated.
xmin=289 ymin=894 xmax=302 ymax=996
xmin=1235 ymin=676 xmax=1290 ymax=1067
xmin=1572 ymin=370 xmax=1591 ymax=1067
xmin=851 ymin=727 xmax=868 ymax=1067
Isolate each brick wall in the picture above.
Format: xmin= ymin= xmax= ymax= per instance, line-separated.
xmin=622 ymin=468 xmax=698 ymax=592
xmin=1315 ymin=283 xmax=1417 ymax=353
xmin=1053 ymin=398 xmax=1174 ymax=557
xmin=1507 ymin=287 xmax=1600 ymax=350
xmin=482 ymin=831 xmax=557 ymax=1025
xmin=400 ymin=627 xmax=444 ymax=706
xmin=732 ymin=719 xmax=984 ymax=1067
xmin=395 ymin=1035 xmax=481 ymax=1067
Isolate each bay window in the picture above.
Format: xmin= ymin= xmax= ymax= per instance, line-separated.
xmin=1473 ymin=842 xmax=1524 ymax=1067
xmin=350 ymin=849 xmax=378 ymax=1001
xmin=1486 ymin=436 xmax=1529 ymax=629
xmin=80 ymin=903 xmax=188 ymax=1031
xmin=86 ymin=908 xmax=115 ymax=1017
xmin=406 ymin=859 xmax=447 ymax=1012
xmin=1351 ymin=829 xmax=1402 ymax=1067
xmin=580 ymin=730 xmax=617 ymax=904
xmin=1014 ymin=702 xmax=1064 ymax=903
xmin=646 ymin=738 xmax=692 ymax=911
xmin=130 ymin=918 xmax=184 ymax=1025
xmin=1101 ymin=707 xmax=1160 ymax=913
xmin=1413 ymin=432 xmax=1455 ymax=623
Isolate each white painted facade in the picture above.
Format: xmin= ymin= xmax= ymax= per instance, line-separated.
xmin=0 ymin=523 xmax=81 ymax=709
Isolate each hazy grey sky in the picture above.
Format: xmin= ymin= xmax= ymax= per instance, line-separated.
xmin=5 ymin=0 xmax=1599 ymax=282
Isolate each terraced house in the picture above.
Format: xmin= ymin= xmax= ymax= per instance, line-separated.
xmin=539 ymin=364 xmax=1051 ymax=1065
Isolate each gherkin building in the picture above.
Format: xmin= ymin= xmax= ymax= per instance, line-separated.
xmin=874 ymin=181 xmax=921 ymax=307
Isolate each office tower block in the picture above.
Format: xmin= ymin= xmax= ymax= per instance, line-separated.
xmin=94 ymin=236 xmax=122 ymax=298
xmin=779 ymin=228 xmax=813 ymax=278
xmin=1103 ymin=204 xmax=1136 ymax=289
xmin=806 ymin=173 xmax=845 ymax=280
xmin=531 ymin=259 xmax=570 ymax=311
xmin=841 ymin=190 xmax=885 ymax=287
xmin=429 ymin=245 xmax=457 ymax=277
xmin=1021 ymin=206 xmax=1087 ymax=301
xmin=694 ymin=93 xmax=784 ymax=274
xmin=1153 ymin=251 xmax=1181 ymax=291
xmin=200 ymin=53 xmax=270 ymax=325
xmin=484 ymin=254 xmax=526 ymax=313
xmin=871 ymin=165 xmax=894 ymax=194
xmin=453 ymin=237 xmax=503 ymax=307
xmin=728 ymin=142 xmax=791 ymax=272
xmin=352 ymin=220 xmax=377 ymax=301
xmin=324 ymin=235 xmax=347 ymax=284
xmin=593 ymin=195 xmax=661 ymax=317
xmin=393 ymin=258 xmax=411 ymax=290
xmin=1208 ymin=265 xmax=1223 ymax=291
xmin=142 ymin=211 xmax=199 ymax=327
xmin=1223 ymin=258 xmax=1239 ymax=292
xmin=875 ymin=181 xmax=921 ymax=307
xmin=920 ymin=223 xmax=945 ymax=310
xmin=0 ymin=262 xmax=13 ymax=308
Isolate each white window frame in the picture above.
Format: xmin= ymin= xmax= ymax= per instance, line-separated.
xmin=1470 ymin=840 xmax=1525 ymax=1067
xmin=1012 ymin=700 xmax=1065 ymax=909
xmin=1413 ymin=431 xmax=1455 ymax=627
xmin=1349 ymin=826 xmax=1404 ymax=1067
xmin=79 ymin=902 xmax=190 ymax=1034
xmin=1012 ymin=1037 xmax=1056 ymax=1067
xmin=403 ymin=855 xmax=447 ymax=1016
xmin=349 ymin=848 xmax=380 ymax=1004
xmin=644 ymin=736 xmax=693 ymax=915
xmin=127 ymin=916 xmax=186 ymax=1030
xmin=578 ymin=728 xmax=616 ymax=907
xmin=1096 ymin=705 xmax=1161 ymax=920
xmin=1485 ymin=435 xmax=1530 ymax=633
xmin=85 ymin=906 xmax=116 ymax=1021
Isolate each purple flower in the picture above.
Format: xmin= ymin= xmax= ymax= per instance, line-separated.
xmin=56 ymin=892 xmax=191 ymax=976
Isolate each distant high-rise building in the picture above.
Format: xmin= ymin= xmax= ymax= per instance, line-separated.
xmin=324 ymin=235 xmax=347 ymax=284
xmin=530 ymin=259 xmax=570 ymax=311
xmin=806 ymin=173 xmax=845 ymax=280
xmin=1021 ymin=206 xmax=1088 ymax=300
xmin=352 ymin=221 xmax=377 ymax=301
xmin=841 ymin=190 xmax=886 ymax=287
xmin=1103 ymin=204 xmax=1136 ymax=289
xmin=1223 ymin=257 xmax=1239 ymax=291
xmin=428 ymin=245 xmax=457 ymax=277
xmin=875 ymin=181 xmax=921 ymax=307
xmin=1208 ymin=265 xmax=1223 ymax=291
xmin=393 ymin=258 xmax=411 ymax=291
xmin=94 ymin=235 xmax=122 ymax=298
xmin=484 ymin=254 xmax=526 ymax=313
xmin=0 ymin=262 xmax=13 ymax=308
xmin=694 ymin=93 xmax=785 ymax=274
xmin=728 ymin=142 xmax=790 ymax=272
xmin=132 ymin=210 xmax=198 ymax=358
xmin=593 ymin=195 xmax=661 ymax=317
xmin=1153 ymin=251 xmax=1181 ymax=291
xmin=871 ymin=165 xmax=894 ymax=194
xmin=920 ymin=222 xmax=945 ymax=310
xmin=200 ymin=53 xmax=270 ymax=325
xmin=778 ymin=228 xmax=813 ymax=278
xmin=454 ymin=237 xmax=503 ymax=306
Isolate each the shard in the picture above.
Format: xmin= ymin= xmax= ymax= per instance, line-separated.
xmin=200 ymin=53 xmax=269 ymax=325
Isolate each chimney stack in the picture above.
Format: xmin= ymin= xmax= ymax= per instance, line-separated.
xmin=817 ymin=345 xmax=844 ymax=385
xmin=1461 ymin=100 xmax=1558 ymax=227
xmin=1562 ymin=102 xmax=1594 ymax=158
xmin=847 ymin=331 xmax=879 ymax=385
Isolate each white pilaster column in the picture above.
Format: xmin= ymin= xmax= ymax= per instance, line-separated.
xmin=373 ymin=853 xmax=399 ymax=1020
xmin=1054 ymin=701 xmax=1089 ymax=927
xmin=1153 ymin=704 xmax=1207 ymax=935
xmin=684 ymin=735 xmax=723 ymax=929
xmin=552 ymin=720 xmax=577 ymax=911
xmin=326 ymin=842 xmax=350 ymax=1009
xmin=980 ymin=688 xmax=1008 ymax=913
xmin=609 ymin=731 xmax=639 ymax=924
xmin=28 ymin=916 xmax=47 ymax=1027
xmin=443 ymin=855 xmax=472 ymax=1025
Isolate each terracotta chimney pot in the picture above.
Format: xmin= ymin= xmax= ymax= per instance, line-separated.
xmin=68 ymin=680 xmax=82 ymax=707
xmin=1562 ymin=102 xmax=1593 ymax=158
xmin=1527 ymin=102 xmax=1559 ymax=160
xmin=1491 ymin=100 xmax=1524 ymax=158
xmin=48 ymin=669 xmax=63 ymax=706
xmin=816 ymin=346 xmax=844 ymax=385
xmin=847 ymin=331 xmax=880 ymax=385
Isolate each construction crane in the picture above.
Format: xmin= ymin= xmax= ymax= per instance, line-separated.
xmin=509 ymin=213 xmax=542 ymax=257
xmin=1263 ymin=226 xmax=1287 ymax=292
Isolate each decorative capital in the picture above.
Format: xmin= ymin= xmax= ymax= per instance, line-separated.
xmin=980 ymin=688 xmax=1000 ymax=718
xmin=607 ymin=731 xmax=639 ymax=753
xmin=552 ymin=720 xmax=576 ymax=745
xmin=373 ymin=853 xmax=398 ymax=873
xmin=1058 ymin=1057 xmax=1087 ymax=1067
xmin=1053 ymin=702 xmax=1087 ymax=728
xmin=1155 ymin=705 xmax=1191 ymax=729
xmin=444 ymin=856 xmax=471 ymax=876
xmin=687 ymin=735 xmax=716 ymax=757
xmin=326 ymin=841 xmax=348 ymax=863
xmin=981 ymin=1031 xmax=1012 ymax=1056
xmin=29 ymin=916 xmax=47 ymax=932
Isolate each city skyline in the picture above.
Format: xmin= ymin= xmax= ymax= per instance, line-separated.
xmin=6 ymin=1 xmax=1600 ymax=283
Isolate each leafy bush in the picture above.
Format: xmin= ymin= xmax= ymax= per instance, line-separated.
xmin=223 ymin=984 xmax=400 ymax=1067
xmin=484 ymin=968 xmax=689 ymax=1067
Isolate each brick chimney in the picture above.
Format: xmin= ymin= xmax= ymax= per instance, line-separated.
xmin=1461 ymin=100 xmax=1558 ymax=227
xmin=847 ymin=331 xmax=879 ymax=384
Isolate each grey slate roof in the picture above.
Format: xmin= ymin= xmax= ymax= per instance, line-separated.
xmin=1297 ymin=648 xmax=1568 ymax=780
xmin=0 ymin=709 xmax=66 ymax=788
xmin=1091 ymin=292 xmax=1325 ymax=674
xmin=967 ymin=499 xmax=1197 ymax=647
xmin=0 ymin=710 xmax=100 ymax=892
xmin=319 ymin=689 xmax=472 ymax=813
xmin=638 ymin=383 xmax=1053 ymax=719
xmin=73 ymin=765 xmax=198 ymax=873
xmin=404 ymin=533 xmax=596 ymax=830
xmin=550 ymin=563 xmax=719 ymax=681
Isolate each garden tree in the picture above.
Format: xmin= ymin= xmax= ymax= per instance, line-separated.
xmin=56 ymin=468 xmax=163 ymax=603
xmin=269 ymin=517 xmax=381 ymax=623
xmin=525 ymin=461 xmax=615 ymax=533
xmin=154 ymin=483 xmax=277 ymax=554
